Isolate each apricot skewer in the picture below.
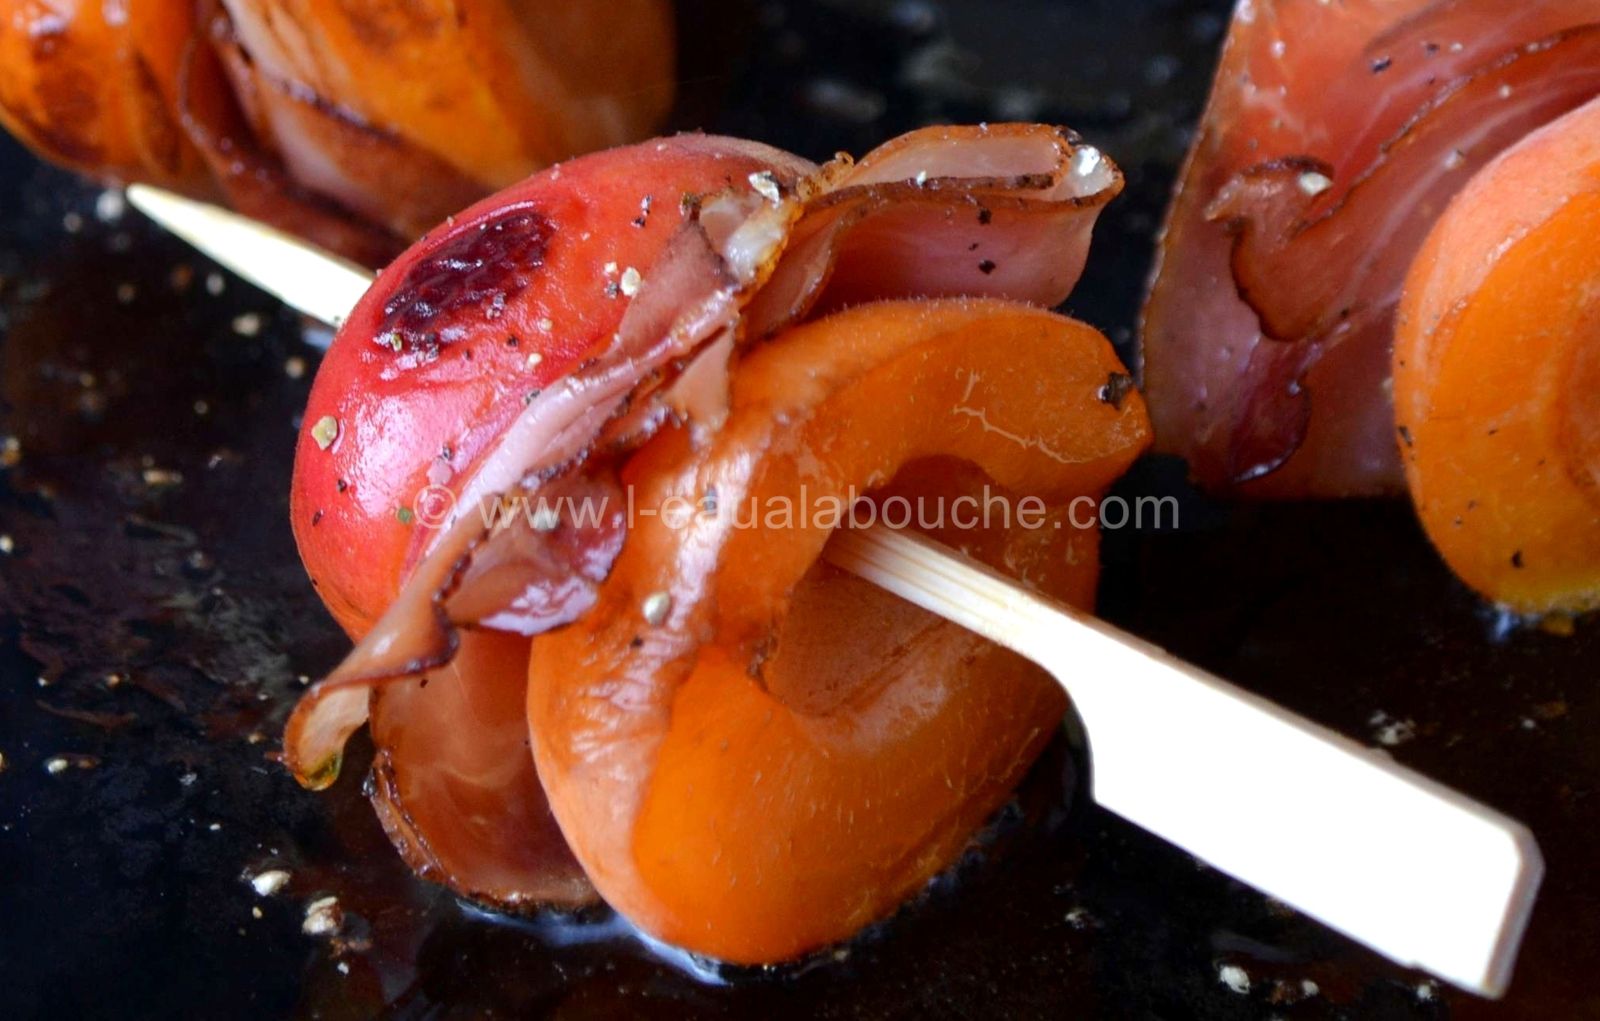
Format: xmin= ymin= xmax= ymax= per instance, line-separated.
xmin=128 ymin=183 xmax=1542 ymax=997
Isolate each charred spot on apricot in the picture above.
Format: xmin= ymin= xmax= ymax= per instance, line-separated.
xmin=377 ymin=207 xmax=554 ymax=352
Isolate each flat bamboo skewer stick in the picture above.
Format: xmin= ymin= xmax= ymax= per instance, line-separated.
xmin=127 ymin=183 xmax=1542 ymax=999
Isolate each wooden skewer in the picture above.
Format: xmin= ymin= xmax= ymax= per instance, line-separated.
xmin=127 ymin=183 xmax=1542 ymax=998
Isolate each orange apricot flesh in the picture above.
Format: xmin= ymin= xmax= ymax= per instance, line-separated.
xmin=529 ymin=298 xmax=1150 ymax=963
xmin=1395 ymin=97 xmax=1600 ymax=614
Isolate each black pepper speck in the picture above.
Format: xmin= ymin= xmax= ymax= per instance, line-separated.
xmin=1098 ymin=372 xmax=1136 ymax=410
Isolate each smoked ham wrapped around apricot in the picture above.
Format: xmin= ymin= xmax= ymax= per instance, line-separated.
xmin=0 ymin=0 xmax=674 ymax=264
xmin=1142 ymin=0 xmax=1600 ymax=497
xmin=285 ymin=124 xmax=1152 ymax=959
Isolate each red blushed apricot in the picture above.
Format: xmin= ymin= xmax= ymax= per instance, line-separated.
xmin=529 ymin=299 xmax=1150 ymax=963
xmin=290 ymin=136 xmax=811 ymax=636
xmin=1395 ymin=97 xmax=1600 ymax=614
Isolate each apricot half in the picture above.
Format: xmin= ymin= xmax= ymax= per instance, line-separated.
xmin=530 ymin=298 xmax=1151 ymax=963
xmin=1395 ymin=97 xmax=1600 ymax=615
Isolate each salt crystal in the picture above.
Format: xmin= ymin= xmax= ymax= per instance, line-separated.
xmin=1298 ymin=171 xmax=1334 ymax=197
xmin=641 ymin=591 xmax=672 ymax=626
xmin=250 ymin=869 xmax=291 ymax=897
xmin=302 ymin=895 xmax=343 ymax=936
xmin=1218 ymin=964 xmax=1251 ymax=994
xmin=748 ymin=171 xmax=782 ymax=204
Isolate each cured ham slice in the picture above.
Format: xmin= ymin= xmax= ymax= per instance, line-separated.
xmin=1142 ymin=0 xmax=1600 ymax=497
xmin=368 ymin=630 xmax=595 ymax=908
xmin=284 ymin=125 xmax=1137 ymax=932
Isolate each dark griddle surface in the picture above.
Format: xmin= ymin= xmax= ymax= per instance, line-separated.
xmin=1 ymin=2 xmax=1595 ymax=1018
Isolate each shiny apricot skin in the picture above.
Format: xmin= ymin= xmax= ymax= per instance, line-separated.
xmin=1395 ymin=97 xmax=1600 ymax=614
xmin=529 ymin=299 xmax=1151 ymax=963
xmin=290 ymin=137 xmax=809 ymax=636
